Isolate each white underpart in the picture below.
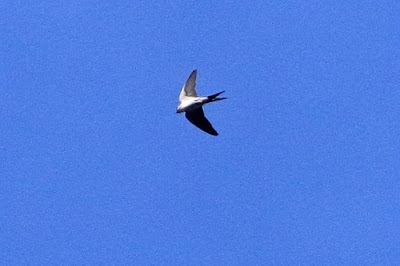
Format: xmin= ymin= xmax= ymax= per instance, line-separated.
xmin=178 ymin=97 xmax=207 ymax=112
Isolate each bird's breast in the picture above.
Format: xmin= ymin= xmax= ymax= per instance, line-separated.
xmin=178 ymin=98 xmax=205 ymax=112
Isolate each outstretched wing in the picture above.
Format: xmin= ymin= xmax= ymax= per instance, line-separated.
xmin=179 ymin=69 xmax=198 ymax=101
xmin=185 ymin=107 xmax=218 ymax=136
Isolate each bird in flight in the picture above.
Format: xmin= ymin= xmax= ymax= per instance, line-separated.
xmin=177 ymin=69 xmax=226 ymax=136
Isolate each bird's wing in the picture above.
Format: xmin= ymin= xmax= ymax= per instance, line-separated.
xmin=185 ymin=107 xmax=218 ymax=136
xmin=179 ymin=69 xmax=198 ymax=101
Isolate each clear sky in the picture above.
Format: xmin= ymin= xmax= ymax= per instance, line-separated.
xmin=1 ymin=1 xmax=399 ymax=264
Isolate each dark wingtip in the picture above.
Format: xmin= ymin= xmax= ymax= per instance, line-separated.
xmin=207 ymin=129 xmax=218 ymax=136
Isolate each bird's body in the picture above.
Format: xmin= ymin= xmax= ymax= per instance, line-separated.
xmin=177 ymin=70 xmax=226 ymax=136
xmin=176 ymin=97 xmax=206 ymax=113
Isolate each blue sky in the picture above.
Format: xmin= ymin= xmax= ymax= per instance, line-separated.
xmin=1 ymin=1 xmax=399 ymax=264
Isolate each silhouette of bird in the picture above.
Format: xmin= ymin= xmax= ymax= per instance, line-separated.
xmin=177 ymin=70 xmax=226 ymax=136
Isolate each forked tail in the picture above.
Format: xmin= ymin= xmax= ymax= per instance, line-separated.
xmin=207 ymin=91 xmax=227 ymax=102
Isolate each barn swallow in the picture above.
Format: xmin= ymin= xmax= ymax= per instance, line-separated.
xmin=177 ymin=69 xmax=226 ymax=136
